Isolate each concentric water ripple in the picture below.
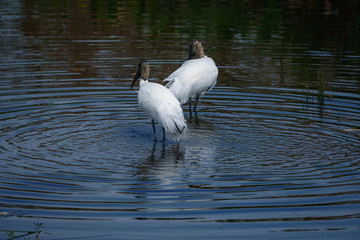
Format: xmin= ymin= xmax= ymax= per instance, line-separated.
xmin=1 ymin=61 xmax=359 ymax=239
xmin=1 ymin=1 xmax=360 ymax=237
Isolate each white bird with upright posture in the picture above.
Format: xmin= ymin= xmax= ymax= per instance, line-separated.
xmin=164 ymin=40 xmax=218 ymax=118
xmin=131 ymin=60 xmax=187 ymax=141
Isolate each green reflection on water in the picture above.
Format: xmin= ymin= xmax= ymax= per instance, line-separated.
xmin=23 ymin=0 xmax=360 ymax=49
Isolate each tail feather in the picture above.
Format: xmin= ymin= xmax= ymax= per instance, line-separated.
xmin=175 ymin=122 xmax=186 ymax=134
xmin=161 ymin=117 xmax=187 ymax=142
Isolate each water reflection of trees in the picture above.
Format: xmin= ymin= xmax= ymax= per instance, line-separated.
xmin=21 ymin=2 xmax=360 ymax=62
xmin=22 ymin=0 xmax=359 ymax=48
xmin=19 ymin=0 xmax=360 ymax=91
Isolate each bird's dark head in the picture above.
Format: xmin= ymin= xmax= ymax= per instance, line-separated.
xmin=188 ymin=40 xmax=205 ymax=60
xmin=131 ymin=60 xmax=150 ymax=89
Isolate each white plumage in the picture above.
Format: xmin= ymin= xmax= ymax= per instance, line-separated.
xmin=164 ymin=40 xmax=218 ymax=118
xmin=164 ymin=56 xmax=218 ymax=104
xmin=131 ymin=61 xmax=186 ymax=141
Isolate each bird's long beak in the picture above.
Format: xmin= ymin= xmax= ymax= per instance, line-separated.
xmin=131 ymin=68 xmax=141 ymax=90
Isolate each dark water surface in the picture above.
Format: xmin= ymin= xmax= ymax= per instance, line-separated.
xmin=1 ymin=0 xmax=360 ymax=239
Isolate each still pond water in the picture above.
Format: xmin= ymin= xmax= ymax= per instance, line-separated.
xmin=1 ymin=0 xmax=360 ymax=239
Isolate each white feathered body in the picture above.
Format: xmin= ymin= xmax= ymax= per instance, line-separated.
xmin=138 ymin=79 xmax=186 ymax=141
xmin=164 ymin=56 xmax=218 ymax=104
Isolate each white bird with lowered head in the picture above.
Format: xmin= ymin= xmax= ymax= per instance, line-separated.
xmin=131 ymin=60 xmax=187 ymax=141
xmin=164 ymin=40 xmax=218 ymax=118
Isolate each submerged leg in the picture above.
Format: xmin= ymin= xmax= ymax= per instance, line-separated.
xmin=152 ymin=119 xmax=157 ymax=141
xmin=188 ymin=98 xmax=192 ymax=119
xmin=193 ymin=96 xmax=200 ymax=118
xmin=162 ymin=128 xmax=166 ymax=141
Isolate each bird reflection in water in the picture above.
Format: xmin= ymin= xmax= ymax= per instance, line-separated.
xmin=134 ymin=141 xmax=185 ymax=199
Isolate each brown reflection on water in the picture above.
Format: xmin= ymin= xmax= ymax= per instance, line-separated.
xmin=16 ymin=1 xmax=359 ymax=91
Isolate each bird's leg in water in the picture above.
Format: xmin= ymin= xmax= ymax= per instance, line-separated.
xmin=152 ymin=119 xmax=157 ymax=141
xmin=193 ymin=96 xmax=200 ymax=118
xmin=188 ymin=98 xmax=192 ymax=119
xmin=162 ymin=128 xmax=166 ymax=141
